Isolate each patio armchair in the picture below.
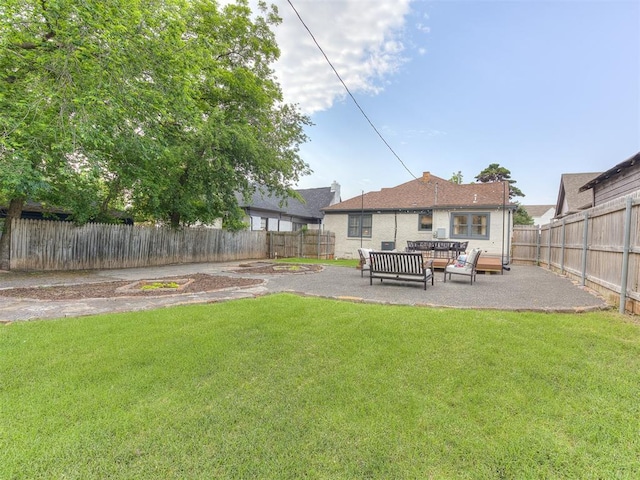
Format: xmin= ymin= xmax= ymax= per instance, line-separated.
xmin=444 ymin=248 xmax=482 ymax=284
xmin=357 ymin=248 xmax=373 ymax=278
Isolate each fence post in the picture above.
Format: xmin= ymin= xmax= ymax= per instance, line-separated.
xmin=547 ymin=224 xmax=552 ymax=269
xmin=299 ymin=231 xmax=303 ymax=258
xmin=619 ymin=197 xmax=633 ymax=314
xmin=536 ymin=227 xmax=541 ymax=266
xmin=560 ymin=218 xmax=566 ymax=274
xmin=269 ymin=231 xmax=273 ymax=259
xmin=581 ymin=211 xmax=589 ymax=286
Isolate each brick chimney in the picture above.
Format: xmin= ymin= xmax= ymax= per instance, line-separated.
xmin=422 ymin=172 xmax=431 ymax=183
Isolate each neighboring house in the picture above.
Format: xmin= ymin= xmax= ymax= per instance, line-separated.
xmin=0 ymin=201 xmax=72 ymax=222
xmin=554 ymin=172 xmax=601 ymax=219
xmin=522 ymin=205 xmax=555 ymax=226
xmin=578 ymin=152 xmax=640 ymax=206
xmin=322 ymin=172 xmax=516 ymax=260
xmin=239 ymin=181 xmax=341 ymax=231
xmin=0 ymin=201 xmax=133 ymax=225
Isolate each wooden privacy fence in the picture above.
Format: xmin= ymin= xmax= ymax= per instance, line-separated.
xmin=512 ymin=191 xmax=640 ymax=314
xmin=268 ymin=231 xmax=335 ymax=259
xmin=9 ymin=219 xmax=268 ymax=271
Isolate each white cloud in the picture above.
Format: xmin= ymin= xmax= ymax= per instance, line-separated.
xmin=416 ymin=22 xmax=430 ymax=34
xmin=271 ymin=0 xmax=413 ymax=114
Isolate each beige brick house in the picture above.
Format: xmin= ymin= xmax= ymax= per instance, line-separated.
xmin=322 ymin=172 xmax=516 ymax=261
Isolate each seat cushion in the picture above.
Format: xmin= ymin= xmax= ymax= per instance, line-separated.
xmin=445 ymin=264 xmax=471 ymax=274
xmin=455 ymin=254 xmax=467 ymax=267
xmin=465 ymin=248 xmax=479 ymax=266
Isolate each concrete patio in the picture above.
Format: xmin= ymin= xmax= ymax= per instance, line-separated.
xmin=0 ymin=261 xmax=610 ymax=322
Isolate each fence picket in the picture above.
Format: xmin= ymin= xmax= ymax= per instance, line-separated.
xmin=9 ymin=220 xmax=270 ymax=271
xmin=512 ymin=191 xmax=640 ymax=314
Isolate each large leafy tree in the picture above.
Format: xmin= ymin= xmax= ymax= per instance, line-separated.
xmin=475 ymin=163 xmax=533 ymax=225
xmin=0 ymin=0 xmax=310 ymax=269
xmin=513 ymin=205 xmax=534 ymax=225
xmin=449 ymin=171 xmax=463 ymax=184
xmin=474 ymin=163 xmax=524 ymax=200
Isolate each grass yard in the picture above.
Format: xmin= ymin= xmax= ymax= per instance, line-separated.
xmin=274 ymin=257 xmax=359 ymax=268
xmin=1 ymin=295 xmax=639 ymax=479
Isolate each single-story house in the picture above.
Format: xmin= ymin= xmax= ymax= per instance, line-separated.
xmin=578 ymin=151 xmax=640 ymax=206
xmin=522 ymin=205 xmax=555 ymax=226
xmin=322 ymin=172 xmax=516 ymax=261
xmin=239 ymin=181 xmax=341 ymax=232
xmin=0 ymin=201 xmax=133 ymax=225
xmin=0 ymin=201 xmax=73 ymax=222
xmin=554 ymin=172 xmax=601 ymax=219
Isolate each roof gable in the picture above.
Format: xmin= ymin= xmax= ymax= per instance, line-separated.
xmin=554 ymin=172 xmax=600 ymax=217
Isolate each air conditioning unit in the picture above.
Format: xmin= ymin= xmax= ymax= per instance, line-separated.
xmin=381 ymin=241 xmax=395 ymax=251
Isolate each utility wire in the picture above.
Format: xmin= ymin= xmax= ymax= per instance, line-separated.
xmin=286 ymin=0 xmax=418 ymax=180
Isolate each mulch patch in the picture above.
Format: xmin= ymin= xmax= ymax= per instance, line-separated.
xmin=0 ymin=274 xmax=263 ymax=300
xmin=231 ymin=263 xmax=324 ymax=274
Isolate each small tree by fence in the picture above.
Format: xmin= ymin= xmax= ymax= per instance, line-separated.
xmin=512 ymin=191 xmax=639 ymax=315
xmin=268 ymin=230 xmax=335 ymax=259
xmin=9 ymin=219 xmax=269 ymax=271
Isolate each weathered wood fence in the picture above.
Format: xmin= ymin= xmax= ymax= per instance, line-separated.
xmin=512 ymin=191 xmax=640 ymax=314
xmin=8 ymin=219 xmax=269 ymax=271
xmin=268 ymin=231 xmax=335 ymax=259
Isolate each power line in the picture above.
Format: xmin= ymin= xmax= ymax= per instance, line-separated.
xmin=286 ymin=0 xmax=418 ymax=181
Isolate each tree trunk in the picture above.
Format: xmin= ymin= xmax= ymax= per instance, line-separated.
xmin=0 ymin=198 xmax=25 ymax=271
xmin=169 ymin=211 xmax=181 ymax=229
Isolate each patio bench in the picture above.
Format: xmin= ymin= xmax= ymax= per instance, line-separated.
xmin=369 ymin=251 xmax=434 ymax=290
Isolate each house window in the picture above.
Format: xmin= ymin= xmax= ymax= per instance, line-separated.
xmin=451 ymin=213 xmax=489 ymax=239
xmin=260 ymin=217 xmax=268 ymax=230
xmin=293 ymin=222 xmax=305 ymax=231
xmin=348 ymin=214 xmax=372 ymax=238
xmin=418 ymin=210 xmax=433 ymax=231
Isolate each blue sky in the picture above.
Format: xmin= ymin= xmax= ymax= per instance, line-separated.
xmin=268 ymin=0 xmax=639 ymax=205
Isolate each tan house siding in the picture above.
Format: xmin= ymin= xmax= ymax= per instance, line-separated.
xmin=325 ymin=208 xmax=511 ymax=260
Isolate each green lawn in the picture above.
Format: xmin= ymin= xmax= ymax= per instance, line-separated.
xmin=274 ymin=256 xmax=359 ymax=268
xmin=2 ymin=295 xmax=639 ymax=479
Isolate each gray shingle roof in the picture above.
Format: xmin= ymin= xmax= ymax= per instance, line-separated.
xmin=555 ymin=172 xmax=600 ymax=217
xmin=237 ymin=186 xmax=337 ymax=220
